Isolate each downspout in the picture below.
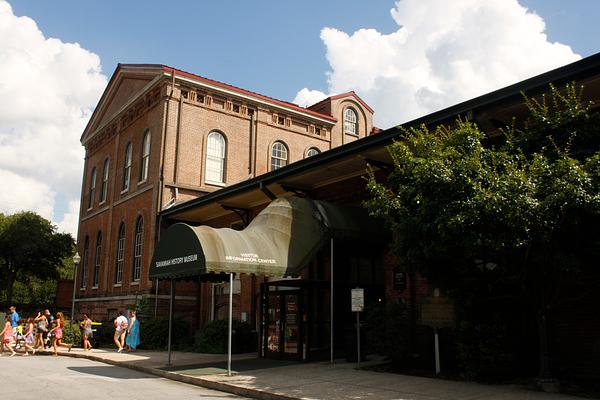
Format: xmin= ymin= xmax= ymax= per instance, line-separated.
xmin=249 ymin=111 xmax=257 ymax=178
xmin=158 ymin=68 xmax=176 ymax=217
xmin=173 ymin=87 xmax=183 ymax=185
xmin=155 ymin=69 xmax=176 ymax=313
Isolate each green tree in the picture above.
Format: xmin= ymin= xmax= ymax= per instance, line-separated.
xmin=0 ymin=211 xmax=74 ymax=306
xmin=365 ymin=84 xmax=600 ymax=380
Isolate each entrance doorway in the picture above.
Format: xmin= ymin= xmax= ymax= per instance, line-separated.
xmin=265 ymin=289 xmax=303 ymax=360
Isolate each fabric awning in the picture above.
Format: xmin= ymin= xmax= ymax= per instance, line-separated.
xmin=149 ymin=196 xmax=384 ymax=280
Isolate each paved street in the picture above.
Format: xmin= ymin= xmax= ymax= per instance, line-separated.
xmin=0 ymin=354 xmax=248 ymax=400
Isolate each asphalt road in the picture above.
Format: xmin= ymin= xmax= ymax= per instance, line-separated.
xmin=0 ymin=353 xmax=249 ymax=400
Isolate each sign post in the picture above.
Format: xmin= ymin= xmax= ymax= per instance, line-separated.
xmin=351 ymin=288 xmax=364 ymax=368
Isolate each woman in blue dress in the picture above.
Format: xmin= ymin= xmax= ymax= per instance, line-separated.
xmin=125 ymin=310 xmax=140 ymax=351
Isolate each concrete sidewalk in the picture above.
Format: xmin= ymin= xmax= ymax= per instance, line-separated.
xmin=46 ymin=347 xmax=585 ymax=400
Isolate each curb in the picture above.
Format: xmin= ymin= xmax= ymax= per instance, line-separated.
xmin=57 ymin=351 xmax=299 ymax=400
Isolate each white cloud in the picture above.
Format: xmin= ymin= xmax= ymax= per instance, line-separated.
xmin=293 ymin=88 xmax=328 ymax=108
xmin=296 ymin=0 xmax=581 ymax=128
xmin=0 ymin=1 xmax=107 ymax=237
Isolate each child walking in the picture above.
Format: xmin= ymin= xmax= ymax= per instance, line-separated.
xmin=1 ymin=315 xmax=16 ymax=356
xmin=49 ymin=312 xmax=72 ymax=355
xmin=22 ymin=317 xmax=36 ymax=356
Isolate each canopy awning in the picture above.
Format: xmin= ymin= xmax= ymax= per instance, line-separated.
xmin=149 ymin=196 xmax=384 ymax=280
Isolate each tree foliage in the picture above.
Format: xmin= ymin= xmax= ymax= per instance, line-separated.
xmin=0 ymin=211 xmax=74 ymax=306
xmin=365 ymin=83 xmax=600 ymax=377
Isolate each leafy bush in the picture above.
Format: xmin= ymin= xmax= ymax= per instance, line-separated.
xmin=364 ymin=303 xmax=411 ymax=362
xmin=62 ymin=321 xmax=82 ymax=345
xmin=140 ymin=316 xmax=191 ymax=350
xmin=195 ymin=319 xmax=256 ymax=354
xmin=454 ymin=316 xmax=516 ymax=380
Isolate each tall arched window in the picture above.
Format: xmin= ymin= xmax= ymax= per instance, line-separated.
xmin=115 ymin=223 xmax=125 ymax=284
xmin=140 ymin=130 xmax=151 ymax=182
xmin=344 ymin=108 xmax=358 ymax=135
xmin=205 ymin=131 xmax=226 ymax=183
xmin=122 ymin=142 xmax=132 ymax=191
xmin=93 ymin=231 xmax=102 ymax=288
xmin=306 ymin=147 xmax=320 ymax=158
xmin=88 ymin=168 xmax=96 ymax=209
xmin=132 ymin=217 xmax=144 ymax=282
xmin=100 ymin=158 xmax=109 ymax=203
xmin=81 ymin=236 xmax=89 ymax=289
xmin=271 ymin=141 xmax=288 ymax=171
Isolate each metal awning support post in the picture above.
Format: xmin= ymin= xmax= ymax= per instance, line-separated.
xmin=167 ymin=279 xmax=175 ymax=366
xmin=330 ymin=237 xmax=334 ymax=364
xmin=228 ymin=272 xmax=233 ymax=376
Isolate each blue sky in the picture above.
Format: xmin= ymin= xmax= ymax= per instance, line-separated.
xmin=11 ymin=0 xmax=600 ymax=102
xmin=1 ymin=0 xmax=598 ymax=236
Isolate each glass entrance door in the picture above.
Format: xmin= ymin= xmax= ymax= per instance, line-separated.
xmin=265 ymin=290 xmax=302 ymax=359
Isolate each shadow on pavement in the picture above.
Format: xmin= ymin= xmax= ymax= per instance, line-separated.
xmin=160 ymin=358 xmax=298 ymax=375
xmin=67 ymin=366 xmax=158 ymax=379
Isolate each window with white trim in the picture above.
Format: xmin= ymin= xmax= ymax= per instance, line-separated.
xmin=205 ymin=131 xmax=226 ymax=183
xmin=344 ymin=108 xmax=358 ymax=135
xmin=88 ymin=168 xmax=96 ymax=209
xmin=306 ymin=147 xmax=320 ymax=158
xmin=93 ymin=232 xmax=102 ymax=288
xmin=81 ymin=236 xmax=89 ymax=289
xmin=132 ymin=217 xmax=143 ymax=282
xmin=100 ymin=158 xmax=109 ymax=203
xmin=271 ymin=141 xmax=288 ymax=171
xmin=115 ymin=223 xmax=125 ymax=284
xmin=140 ymin=130 xmax=150 ymax=181
xmin=122 ymin=143 xmax=132 ymax=191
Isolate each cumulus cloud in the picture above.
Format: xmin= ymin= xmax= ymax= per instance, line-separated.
xmin=0 ymin=1 xmax=107 ymax=237
xmin=296 ymin=0 xmax=581 ymax=128
xmin=293 ymin=88 xmax=328 ymax=108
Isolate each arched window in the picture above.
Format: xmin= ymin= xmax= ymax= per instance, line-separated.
xmin=140 ymin=130 xmax=151 ymax=182
xmin=115 ymin=223 xmax=125 ymax=284
xmin=132 ymin=217 xmax=144 ymax=282
xmin=205 ymin=131 xmax=226 ymax=183
xmin=306 ymin=147 xmax=320 ymax=158
xmin=88 ymin=168 xmax=96 ymax=209
xmin=100 ymin=158 xmax=109 ymax=203
xmin=344 ymin=108 xmax=358 ymax=135
xmin=271 ymin=141 xmax=288 ymax=171
xmin=122 ymin=142 xmax=132 ymax=191
xmin=93 ymin=231 xmax=102 ymax=288
xmin=81 ymin=236 xmax=89 ymax=289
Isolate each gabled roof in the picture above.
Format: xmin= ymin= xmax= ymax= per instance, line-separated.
xmin=307 ymin=91 xmax=374 ymax=114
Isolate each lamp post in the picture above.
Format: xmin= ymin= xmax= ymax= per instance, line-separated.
xmin=71 ymin=252 xmax=81 ymax=322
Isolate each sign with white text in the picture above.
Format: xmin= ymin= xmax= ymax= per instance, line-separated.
xmin=351 ymin=288 xmax=364 ymax=312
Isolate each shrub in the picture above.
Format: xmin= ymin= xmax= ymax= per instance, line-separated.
xmin=62 ymin=321 xmax=82 ymax=345
xmin=195 ymin=319 xmax=256 ymax=354
xmin=454 ymin=316 xmax=516 ymax=380
xmin=140 ymin=316 xmax=191 ymax=350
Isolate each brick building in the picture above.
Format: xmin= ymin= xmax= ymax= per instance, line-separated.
xmin=148 ymin=53 xmax=600 ymax=372
xmin=75 ymin=64 xmax=374 ymax=321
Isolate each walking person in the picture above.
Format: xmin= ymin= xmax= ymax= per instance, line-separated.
xmin=125 ymin=310 xmax=140 ymax=352
xmin=80 ymin=314 xmax=93 ymax=351
xmin=113 ymin=311 xmax=128 ymax=353
xmin=22 ymin=317 xmax=36 ymax=356
xmin=0 ymin=315 xmax=16 ymax=356
xmin=49 ymin=312 xmax=72 ymax=356
xmin=9 ymin=306 xmax=19 ymax=346
xmin=44 ymin=309 xmax=54 ymax=349
xmin=34 ymin=311 xmax=48 ymax=351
